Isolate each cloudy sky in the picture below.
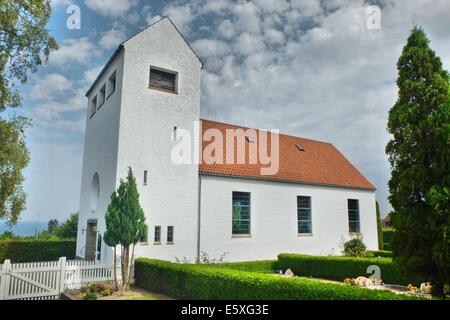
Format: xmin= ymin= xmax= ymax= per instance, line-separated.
xmin=15 ymin=0 xmax=450 ymax=222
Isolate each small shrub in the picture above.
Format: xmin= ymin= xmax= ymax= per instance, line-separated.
xmin=84 ymin=292 xmax=97 ymax=300
xmin=101 ymin=289 xmax=113 ymax=296
xmin=343 ymin=237 xmax=367 ymax=257
xmin=88 ymin=283 xmax=98 ymax=293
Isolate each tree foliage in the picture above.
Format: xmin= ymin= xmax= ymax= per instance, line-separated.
xmin=0 ymin=0 xmax=57 ymax=110
xmin=0 ymin=117 xmax=30 ymax=224
xmin=45 ymin=212 xmax=78 ymax=239
xmin=386 ymin=27 xmax=450 ymax=296
xmin=0 ymin=0 xmax=57 ymax=224
xmin=104 ymin=168 xmax=146 ymax=291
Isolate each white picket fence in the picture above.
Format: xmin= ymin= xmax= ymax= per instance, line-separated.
xmin=0 ymin=257 xmax=123 ymax=300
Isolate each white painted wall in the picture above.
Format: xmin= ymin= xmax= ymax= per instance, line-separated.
xmin=116 ymin=18 xmax=202 ymax=262
xmin=199 ymin=175 xmax=378 ymax=262
xmin=76 ymin=50 xmax=125 ymax=262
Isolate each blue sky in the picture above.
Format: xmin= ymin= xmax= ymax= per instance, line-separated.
xmin=14 ymin=0 xmax=450 ymax=222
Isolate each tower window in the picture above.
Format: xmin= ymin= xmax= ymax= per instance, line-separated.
xmin=90 ymin=96 xmax=97 ymax=118
xmin=143 ymin=170 xmax=148 ymax=185
xmin=98 ymin=84 xmax=106 ymax=108
xmin=149 ymin=66 xmax=177 ymax=93
xmin=108 ymin=71 xmax=116 ymax=98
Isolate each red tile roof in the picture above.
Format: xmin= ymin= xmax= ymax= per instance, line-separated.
xmin=199 ymin=119 xmax=375 ymax=191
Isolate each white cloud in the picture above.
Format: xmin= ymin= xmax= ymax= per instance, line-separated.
xmin=146 ymin=14 xmax=163 ymax=26
xmin=99 ymin=28 xmax=127 ymax=50
xmin=49 ymin=37 xmax=100 ymax=67
xmin=30 ymin=74 xmax=72 ymax=100
xmin=82 ymin=66 xmax=103 ymax=84
xmin=192 ymin=38 xmax=230 ymax=58
xmin=162 ymin=3 xmax=195 ymax=34
xmin=84 ymin=0 xmax=138 ymax=17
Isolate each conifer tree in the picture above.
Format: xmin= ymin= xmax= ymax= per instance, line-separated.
xmin=104 ymin=167 xmax=146 ymax=291
xmin=386 ymin=26 xmax=450 ymax=296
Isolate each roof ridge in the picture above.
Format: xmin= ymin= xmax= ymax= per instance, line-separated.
xmin=200 ymin=118 xmax=333 ymax=145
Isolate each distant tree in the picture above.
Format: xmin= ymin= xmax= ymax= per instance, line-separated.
xmin=47 ymin=218 xmax=59 ymax=235
xmin=0 ymin=0 xmax=57 ymax=225
xmin=104 ymin=168 xmax=146 ymax=292
xmin=0 ymin=230 xmax=18 ymax=240
xmin=386 ymin=26 xmax=450 ymax=297
xmin=56 ymin=212 xmax=78 ymax=239
xmin=375 ymin=201 xmax=383 ymax=249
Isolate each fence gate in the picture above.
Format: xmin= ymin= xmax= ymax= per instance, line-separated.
xmin=0 ymin=257 xmax=123 ymax=300
xmin=0 ymin=258 xmax=66 ymax=300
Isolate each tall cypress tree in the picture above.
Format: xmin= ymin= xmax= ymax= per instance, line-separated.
xmin=386 ymin=26 xmax=450 ymax=296
xmin=103 ymin=167 xmax=146 ymax=291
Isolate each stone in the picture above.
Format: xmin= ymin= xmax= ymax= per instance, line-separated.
xmin=284 ymin=269 xmax=294 ymax=278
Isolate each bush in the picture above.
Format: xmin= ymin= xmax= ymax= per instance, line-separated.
xmin=382 ymin=229 xmax=394 ymax=250
xmin=368 ymin=250 xmax=393 ymax=258
xmin=84 ymin=292 xmax=97 ymax=300
xmin=134 ymin=258 xmax=420 ymax=300
xmin=204 ymin=260 xmax=278 ymax=273
xmin=343 ymin=237 xmax=367 ymax=257
xmin=277 ymin=253 xmax=426 ymax=286
xmin=0 ymin=239 xmax=76 ymax=263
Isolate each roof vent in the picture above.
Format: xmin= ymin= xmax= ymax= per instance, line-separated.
xmin=295 ymin=143 xmax=305 ymax=152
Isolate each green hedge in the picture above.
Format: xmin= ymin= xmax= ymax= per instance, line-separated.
xmin=277 ymin=253 xmax=425 ymax=286
xmin=134 ymin=258 xmax=419 ymax=300
xmin=0 ymin=240 xmax=76 ymax=263
xmin=204 ymin=260 xmax=278 ymax=273
xmin=368 ymin=250 xmax=393 ymax=258
xmin=382 ymin=229 xmax=394 ymax=243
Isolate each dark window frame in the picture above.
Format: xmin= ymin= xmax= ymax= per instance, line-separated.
xmin=107 ymin=71 xmax=116 ymax=99
xmin=232 ymin=191 xmax=251 ymax=236
xmin=297 ymin=196 xmax=312 ymax=234
xmin=167 ymin=226 xmax=174 ymax=243
xmin=348 ymin=199 xmax=361 ymax=233
xmin=154 ymin=226 xmax=161 ymax=243
xmin=149 ymin=66 xmax=178 ymax=94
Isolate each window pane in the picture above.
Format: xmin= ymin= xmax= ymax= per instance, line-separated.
xmin=167 ymin=226 xmax=174 ymax=242
xmin=150 ymin=68 xmax=176 ymax=91
xmin=348 ymin=199 xmax=360 ymax=233
xmin=298 ymin=221 xmax=312 ymax=234
xmin=154 ymin=226 xmax=161 ymax=242
xmin=297 ymin=196 xmax=312 ymax=234
xmin=232 ymin=192 xmax=250 ymax=235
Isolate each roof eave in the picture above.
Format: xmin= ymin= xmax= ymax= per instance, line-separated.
xmin=85 ymin=44 xmax=124 ymax=97
xmin=198 ymin=171 xmax=377 ymax=192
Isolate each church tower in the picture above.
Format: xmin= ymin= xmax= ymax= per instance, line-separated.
xmin=76 ymin=17 xmax=202 ymax=262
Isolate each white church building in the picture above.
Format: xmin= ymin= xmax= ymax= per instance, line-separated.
xmin=75 ymin=17 xmax=378 ymax=263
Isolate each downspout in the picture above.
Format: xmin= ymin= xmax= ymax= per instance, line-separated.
xmin=196 ymin=175 xmax=202 ymax=263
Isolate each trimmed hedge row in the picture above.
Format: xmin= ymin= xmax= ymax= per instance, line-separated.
xmin=277 ymin=254 xmax=425 ymax=286
xmin=134 ymin=258 xmax=419 ymax=300
xmin=204 ymin=260 xmax=278 ymax=273
xmin=0 ymin=240 xmax=76 ymax=263
xmin=368 ymin=250 xmax=393 ymax=258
